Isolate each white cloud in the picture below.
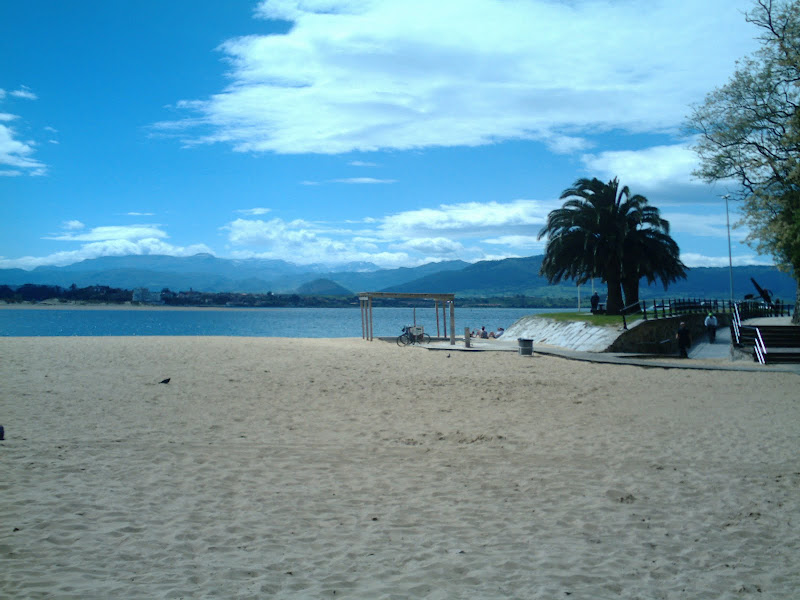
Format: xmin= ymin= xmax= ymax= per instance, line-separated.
xmin=0 ymin=86 xmax=46 ymax=175
xmin=0 ymin=123 xmax=46 ymax=175
xmin=45 ymin=224 xmax=169 ymax=242
xmin=63 ymin=220 xmax=85 ymax=231
xmin=219 ymin=197 xmax=564 ymax=266
xmin=11 ymin=87 xmax=37 ymax=100
xmin=349 ymin=160 xmax=378 ymax=167
xmin=393 ymin=237 xmax=464 ymax=256
xmin=545 ymin=135 xmax=592 ymax=155
xmin=0 ymin=239 xmax=213 ymax=270
xmin=236 ymin=207 xmax=271 ymax=215
xmin=581 ymin=144 xmax=701 ymax=189
xmin=664 ymin=210 xmax=750 ymax=243
xmin=331 ymin=177 xmax=395 ymax=184
xmin=0 ymin=219 xmax=214 ymax=270
xmin=378 ymin=199 xmax=554 ymax=239
xmin=223 ymin=216 xmax=414 ymax=266
xmin=482 ymin=234 xmax=544 ymax=249
xmin=126 ymin=212 xmax=155 ymax=217
xmin=159 ymin=0 xmax=755 ymax=154
xmin=680 ymin=253 xmax=774 ymax=268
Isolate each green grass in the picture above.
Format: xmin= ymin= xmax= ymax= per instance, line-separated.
xmin=537 ymin=312 xmax=626 ymax=326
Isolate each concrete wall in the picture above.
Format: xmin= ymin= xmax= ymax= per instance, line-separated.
xmin=503 ymin=316 xmax=623 ymax=352
xmin=607 ymin=313 xmax=727 ymax=354
xmin=503 ymin=313 xmax=729 ymax=354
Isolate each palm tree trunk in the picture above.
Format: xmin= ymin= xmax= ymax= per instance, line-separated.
xmin=622 ymin=277 xmax=641 ymax=313
xmin=793 ymin=277 xmax=800 ymax=325
xmin=605 ymin=276 xmax=625 ymax=315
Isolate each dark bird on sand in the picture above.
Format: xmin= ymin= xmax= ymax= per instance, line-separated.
xmin=159 ymin=378 xmax=171 ymax=384
xmin=447 ymin=353 xmax=451 ymax=358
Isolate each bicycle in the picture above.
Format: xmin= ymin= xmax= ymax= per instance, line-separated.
xmin=396 ymin=325 xmax=431 ymax=346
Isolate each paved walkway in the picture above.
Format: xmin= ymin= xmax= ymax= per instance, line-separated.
xmin=426 ymin=317 xmax=800 ymax=374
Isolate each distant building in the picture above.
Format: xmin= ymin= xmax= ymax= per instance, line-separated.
xmin=132 ymin=288 xmax=163 ymax=304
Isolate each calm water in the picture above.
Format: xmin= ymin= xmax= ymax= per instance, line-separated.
xmin=0 ymin=306 xmax=570 ymax=338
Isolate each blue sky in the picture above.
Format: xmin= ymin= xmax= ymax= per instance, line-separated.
xmin=1 ymin=0 xmax=773 ymax=272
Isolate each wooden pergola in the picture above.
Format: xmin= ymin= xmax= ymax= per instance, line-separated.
xmin=359 ymin=292 xmax=457 ymax=345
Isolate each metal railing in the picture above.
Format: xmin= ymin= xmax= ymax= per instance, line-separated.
xmin=619 ymin=297 xmax=793 ymax=330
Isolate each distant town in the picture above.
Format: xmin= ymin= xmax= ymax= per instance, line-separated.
xmin=0 ymin=283 xmax=574 ymax=309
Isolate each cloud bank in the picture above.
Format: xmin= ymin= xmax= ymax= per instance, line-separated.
xmin=159 ymin=0 xmax=755 ymax=155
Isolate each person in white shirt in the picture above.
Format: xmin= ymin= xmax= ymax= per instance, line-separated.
xmin=704 ymin=312 xmax=718 ymax=343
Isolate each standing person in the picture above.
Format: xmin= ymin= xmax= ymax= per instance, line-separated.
xmin=704 ymin=312 xmax=718 ymax=342
xmin=590 ymin=292 xmax=600 ymax=313
xmin=676 ymin=321 xmax=692 ymax=358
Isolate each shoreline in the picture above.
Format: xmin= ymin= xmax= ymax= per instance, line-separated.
xmin=0 ymin=302 xmax=342 ymax=312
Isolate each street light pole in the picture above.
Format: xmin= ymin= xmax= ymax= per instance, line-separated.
xmin=722 ymin=194 xmax=734 ymax=304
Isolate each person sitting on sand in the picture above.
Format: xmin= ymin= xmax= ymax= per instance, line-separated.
xmin=489 ymin=327 xmax=504 ymax=339
xmin=478 ymin=326 xmax=489 ymax=339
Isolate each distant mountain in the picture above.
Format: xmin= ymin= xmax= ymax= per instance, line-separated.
xmin=295 ymin=278 xmax=353 ymax=296
xmin=0 ymin=254 xmax=462 ymax=294
xmin=382 ymin=256 xmax=548 ymax=295
xmin=0 ymin=253 xmax=796 ymax=302
xmin=328 ymin=260 xmax=469 ymax=293
xmin=384 ymin=258 xmax=797 ymax=302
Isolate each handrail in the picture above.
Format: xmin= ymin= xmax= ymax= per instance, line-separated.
xmin=754 ymin=327 xmax=767 ymax=365
xmin=732 ymin=302 xmax=742 ymax=346
xmin=620 ymin=301 xmax=645 ymax=330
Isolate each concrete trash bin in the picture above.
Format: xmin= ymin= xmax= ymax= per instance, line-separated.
xmin=518 ymin=338 xmax=533 ymax=356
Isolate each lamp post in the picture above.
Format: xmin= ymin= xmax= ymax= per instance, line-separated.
xmin=721 ymin=194 xmax=734 ymax=305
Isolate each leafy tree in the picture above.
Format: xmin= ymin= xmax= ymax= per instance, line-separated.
xmin=687 ymin=0 xmax=800 ymax=321
xmin=538 ymin=177 xmax=686 ymax=314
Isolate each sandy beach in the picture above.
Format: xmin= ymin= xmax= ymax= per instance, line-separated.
xmin=2 ymin=336 xmax=799 ymax=598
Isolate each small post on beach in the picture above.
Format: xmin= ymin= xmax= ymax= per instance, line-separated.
xmin=464 ymin=327 xmax=470 ymax=348
xmin=360 ymin=297 xmax=367 ymax=340
xmin=368 ymin=296 xmax=373 ymax=341
xmin=449 ymin=300 xmax=456 ymax=345
xmin=435 ymin=301 xmax=441 ymax=337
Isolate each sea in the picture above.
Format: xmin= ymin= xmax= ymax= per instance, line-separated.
xmin=0 ymin=306 xmax=571 ymax=338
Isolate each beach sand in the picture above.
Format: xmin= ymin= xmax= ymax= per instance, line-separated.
xmin=1 ymin=336 xmax=798 ymax=599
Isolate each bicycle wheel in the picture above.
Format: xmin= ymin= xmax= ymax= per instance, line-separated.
xmin=397 ymin=333 xmax=411 ymax=347
xmin=419 ymin=333 xmax=431 ymax=344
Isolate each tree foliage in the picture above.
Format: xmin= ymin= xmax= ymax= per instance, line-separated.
xmin=688 ymin=0 xmax=800 ymax=319
xmin=538 ymin=177 xmax=686 ymax=314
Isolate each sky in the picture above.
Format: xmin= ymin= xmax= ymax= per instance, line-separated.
xmin=0 ymin=0 xmax=776 ymax=272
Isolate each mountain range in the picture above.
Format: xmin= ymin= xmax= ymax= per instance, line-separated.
xmin=1 ymin=253 xmax=796 ymax=302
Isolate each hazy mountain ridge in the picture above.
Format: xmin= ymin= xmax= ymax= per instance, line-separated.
xmin=1 ymin=254 xmax=796 ymax=301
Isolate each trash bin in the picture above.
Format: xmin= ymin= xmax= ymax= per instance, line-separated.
xmin=518 ymin=338 xmax=533 ymax=356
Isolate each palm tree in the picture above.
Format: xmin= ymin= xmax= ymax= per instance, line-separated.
xmin=538 ymin=177 xmax=686 ymax=314
xmin=621 ymin=223 xmax=687 ymax=312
